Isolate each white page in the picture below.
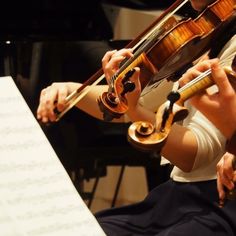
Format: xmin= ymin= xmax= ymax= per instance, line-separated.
xmin=0 ymin=76 xmax=106 ymax=236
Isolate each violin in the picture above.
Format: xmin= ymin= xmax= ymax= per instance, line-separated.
xmin=54 ymin=0 xmax=236 ymax=122
xmin=54 ymin=0 xmax=188 ymax=121
xmin=127 ymin=58 xmax=236 ymax=152
xmin=98 ymin=0 xmax=236 ymax=121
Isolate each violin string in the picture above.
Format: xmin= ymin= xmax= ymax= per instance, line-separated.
xmin=141 ymin=55 xmax=235 ymax=99
xmin=178 ymin=55 xmax=235 ymax=93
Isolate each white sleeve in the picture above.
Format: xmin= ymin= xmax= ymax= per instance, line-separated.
xmin=183 ymin=102 xmax=226 ymax=170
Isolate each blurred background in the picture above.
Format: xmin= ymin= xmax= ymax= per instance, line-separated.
xmin=0 ymin=0 xmax=196 ymax=212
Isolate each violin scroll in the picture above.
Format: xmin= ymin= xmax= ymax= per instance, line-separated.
xmin=97 ymin=68 xmax=137 ymax=121
xmin=127 ymin=121 xmax=167 ymax=152
xmin=127 ymin=102 xmax=189 ymax=152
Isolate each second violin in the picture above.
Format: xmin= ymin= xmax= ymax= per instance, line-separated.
xmin=127 ymin=61 xmax=236 ymax=152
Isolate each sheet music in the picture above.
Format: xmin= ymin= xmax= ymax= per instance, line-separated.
xmin=0 ymin=76 xmax=106 ymax=236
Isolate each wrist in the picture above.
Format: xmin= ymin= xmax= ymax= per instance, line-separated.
xmin=68 ymin=82 xmax=81 ymax=93
xmin=126 ymin=104 xmax=141 ymax=121
xmin=127 ymin=104 xmax=155 ymax=124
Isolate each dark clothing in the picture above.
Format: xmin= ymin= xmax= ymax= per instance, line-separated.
xmin=95 ymin=179 xmax=236 ymax=235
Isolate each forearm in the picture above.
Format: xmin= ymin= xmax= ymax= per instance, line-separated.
xmin=161 ymin=124 xmax=198 ymax=172
xmin=53 ymin=81 xmax=105 ymax=120
xmin=64 ymin=82 xmax=82 ymax=94
xmin=126 ymin=104 xmax=156 ymax=124
xmin=76 ymin=84 xmax=110 ymax=121
xmin=77 ymin=86 xmax=156 ymax=123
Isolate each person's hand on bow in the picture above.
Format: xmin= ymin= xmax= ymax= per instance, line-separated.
xmin=37 ymin=82 xmax=80 ymax=123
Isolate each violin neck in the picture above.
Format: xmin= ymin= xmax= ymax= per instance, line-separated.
xmin=178 ymin=66 xmax=236 ymax=103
